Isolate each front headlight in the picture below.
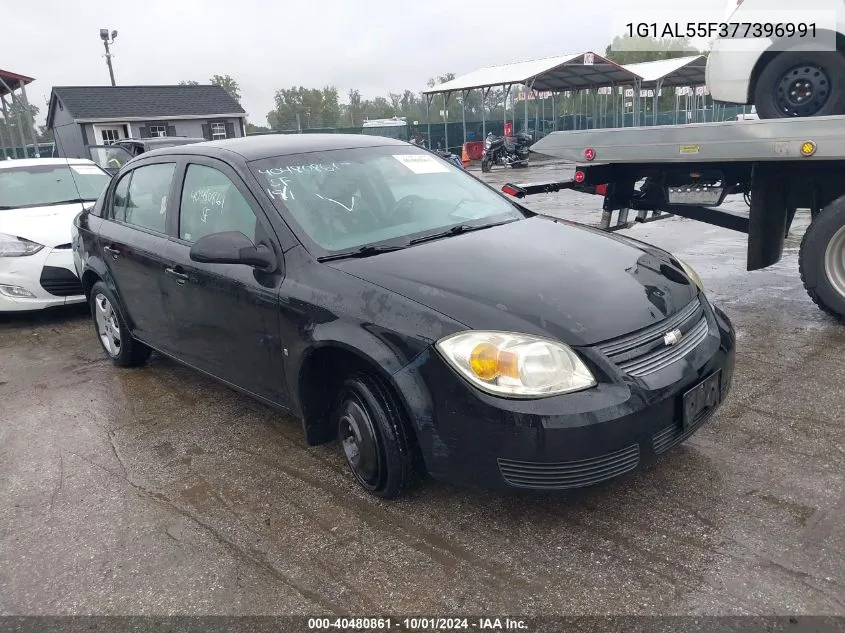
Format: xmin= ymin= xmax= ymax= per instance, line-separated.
xmin=677 ymin=258 xmax=704 ymax=291
xmin=435 ymin=331 xmax=596 ymax=398
xmin=0 ymin=233 xmax=44 ymax=257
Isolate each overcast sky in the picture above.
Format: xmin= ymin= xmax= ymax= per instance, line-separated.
xmin=8 ymin=0 xmax=728 ymax=126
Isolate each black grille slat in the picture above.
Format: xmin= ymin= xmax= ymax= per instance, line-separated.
xmin=598 ymin=300 xmax=701 ymax=357
xmin=652 ymin=407 xmax=715 ymax=454
xmin=498 ymin=444 xmax=640 ymax=490
xmin=39 ymin=266 xmax=83 ymax=297
xmin=595 ymin=297 xmax=711 ymax=377
xmin=618 ymin=318 xmax=709 ymax=376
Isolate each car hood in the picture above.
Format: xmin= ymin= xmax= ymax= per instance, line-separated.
xmin=0 ymin=203 xmax=87 ymax=248
xmin=329 ymin=216 xmax=698 ymax=346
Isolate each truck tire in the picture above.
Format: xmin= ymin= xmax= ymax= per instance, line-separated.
xmin=799 ymin=195 xmax=845 ymax=321
xmin=754 ymin=51 xmax=845 ymax=119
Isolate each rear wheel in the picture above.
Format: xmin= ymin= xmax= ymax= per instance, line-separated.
xmin=754 ymin=51 xmax=845 ymax=119
xmin=799 ymin=195 xmax=845 ymax=321
xmin=90 ymin=281 xmax=151 ymax=366
xmin=333 ymin=372 xmax=417 ymax=498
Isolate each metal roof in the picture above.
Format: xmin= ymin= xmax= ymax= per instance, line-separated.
xmin=46 ymin=85 xmax=246 ymax=127
xmin=621 ymin=55 xmax=707 ymax=87
xmin=423 ymin=52 xmax=642 ymax=95
xmin=0 ymin=69 xmax=35 ymax=97
xmin=423 ymin=53 xmax=709 ymax=95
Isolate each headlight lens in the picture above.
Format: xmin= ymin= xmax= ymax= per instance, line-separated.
xmin=435 ymin=331 xmax=596 ymax=398
xmin=0 ymin=232 xmax=44 ymax=257
xmin=677 ymin=258 xmax=704 ymax=290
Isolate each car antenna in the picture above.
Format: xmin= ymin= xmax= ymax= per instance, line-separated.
xmin=53 ymin=129 xmax=96 ymax=206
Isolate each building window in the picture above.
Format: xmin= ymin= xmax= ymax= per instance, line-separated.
xmin=148 ymin=125 xmax=167 ymax=137
xmin=101 ymin=128 xmax=122 ymax=144
xmin=210 ymin=122 xmax=226 ymax=140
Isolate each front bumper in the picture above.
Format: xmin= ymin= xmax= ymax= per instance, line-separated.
xmin=706 ymin=43 xmax=766 ymax=105
xmin=0 ymin=247 xmax=85 ymax=312
xmin=398 ymin=296 xmax=735 ymax=492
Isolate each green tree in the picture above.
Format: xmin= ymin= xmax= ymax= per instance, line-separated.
xmin=210 ymin=74 xmax=241 ymax=103
xmin=267 ymin=86 xmax=342 ymax=130
xmin=604 ymin=34 xmax=702 ymax=65
xmin=245 ymin=122 xmax=271 ymax=134
xmin=0 ymin=98 xmax=40 ymax=147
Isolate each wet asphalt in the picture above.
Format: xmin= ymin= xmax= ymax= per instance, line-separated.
xmin=1 ymin=164 xmax=844 ymax=617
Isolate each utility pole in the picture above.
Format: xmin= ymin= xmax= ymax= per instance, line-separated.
xmin=99 ymin=29 xmax=118 ymax=86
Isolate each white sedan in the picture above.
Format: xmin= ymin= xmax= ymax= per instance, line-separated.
xmin=707 ymin=0 xmax=845 ymax=118
xmin=0 ymin=158 xmax=111 ymax=312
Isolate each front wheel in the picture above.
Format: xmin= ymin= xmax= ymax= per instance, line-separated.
xmin=89 ymin=281 xmax=151 ymax=366
xmin=799 ymin=195 xmax=845 ymax=321
xmin=481 ymin=156 xmax=492 ymax=172
xmin=333 ymin=372 xmax=418 ymax=498
xmin=754 ymin=51 xmax=845 ymax=118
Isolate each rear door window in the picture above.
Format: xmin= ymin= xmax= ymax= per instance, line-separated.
xmin=109 ymin=163 xmax=175 ymax=234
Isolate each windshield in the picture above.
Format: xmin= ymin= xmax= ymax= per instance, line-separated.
xmin=0 ymin=162 xmax=111 ymax=210
xmin=249 ymin=145 xmax=525 ymax=254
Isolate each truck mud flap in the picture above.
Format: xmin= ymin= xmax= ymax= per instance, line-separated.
xmin=747 ymin=164 xmax=789 ymax=271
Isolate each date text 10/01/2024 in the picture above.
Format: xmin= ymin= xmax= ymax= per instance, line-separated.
xmin=625 ymin=22 xmax=817 ymax=39
xmin=307 ymin=617 xmax=528 ymax=630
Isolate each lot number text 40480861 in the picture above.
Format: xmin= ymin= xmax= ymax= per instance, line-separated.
xmin=307 ymin=617 xmax=529 ymax=630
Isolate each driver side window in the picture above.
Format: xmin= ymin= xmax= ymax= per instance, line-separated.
xmin=179 ymin=164 xmax=263 ymax=243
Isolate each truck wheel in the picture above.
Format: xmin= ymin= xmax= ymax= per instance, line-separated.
xmin=799 ymin=196 xmax=845 ymax=321
xmin=754 ymin=51 xmax=845 ymax=118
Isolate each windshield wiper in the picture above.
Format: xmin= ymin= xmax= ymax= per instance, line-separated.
xmin=317 ymin=244 xmax=408 ymax=262
xmin=408 ymin=220 xmax=514 ymax=245
xmin=38 ymin=198 xmax=94 ymax=207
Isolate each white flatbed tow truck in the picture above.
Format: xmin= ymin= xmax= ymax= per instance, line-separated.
xmin=501 ymin=115 xmax=845 ymax=321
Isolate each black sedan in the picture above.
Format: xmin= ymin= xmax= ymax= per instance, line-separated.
xmin=72 ymin=134 xmax=735 ymax=498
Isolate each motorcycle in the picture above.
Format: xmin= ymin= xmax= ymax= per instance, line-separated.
xmin=481 ymin=132 xmax=531 ymax=172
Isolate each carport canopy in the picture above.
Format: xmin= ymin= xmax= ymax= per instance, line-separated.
xmin=0 ymin=69 xmax=35 ymax=96
xmin=620 ymin=55 xmax=707 ymax=88
xmin=422 ymin=52 xmax=643 ymax=95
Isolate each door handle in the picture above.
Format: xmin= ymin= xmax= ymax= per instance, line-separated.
xmin=103 ymin=245 xmax=120 ymax=259
xmin=165 ymin=267 xmax=189 ymax=284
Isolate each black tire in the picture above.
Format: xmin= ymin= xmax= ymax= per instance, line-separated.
xmin=89 ymin=281 xmax=152 ymax=367
xmin=333 ymin=372 xmax=418 ymax=499
xmin=754 ymin=51 xmax=845 ymax=119
xmin=799 ymin=195 xmax=845 ymax=321
xmin=481 ymin=157 xmax=492 ymax=173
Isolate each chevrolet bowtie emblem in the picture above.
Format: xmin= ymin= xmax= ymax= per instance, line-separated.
xmin=663 ymin=328 xmax=683 ymax=346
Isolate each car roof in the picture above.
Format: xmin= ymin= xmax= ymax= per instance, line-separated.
xmin=0 ymin=157 xmax=97 ymax=170
xmin=138 ymin=133 xmax=409 ymax=162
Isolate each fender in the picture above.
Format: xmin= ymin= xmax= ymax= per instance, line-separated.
xmin=290 ymin=320 xmax=437 ymax=448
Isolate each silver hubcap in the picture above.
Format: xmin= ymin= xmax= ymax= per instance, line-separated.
xmin=823 ymin=225 xmax=845 ymax=299
xmin=94 ymin=293 xmax=122 ymax=357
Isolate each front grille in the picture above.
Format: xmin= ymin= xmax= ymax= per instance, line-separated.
xmin=40 ymin=266 xmax=83 ymax=297
xmin=498 ymin=444 xmax=640 ymax=490
xmin=596 ymin=298 xmax=708 ymax=377
xmin=652 ymin=406 xmax=716 ymax=454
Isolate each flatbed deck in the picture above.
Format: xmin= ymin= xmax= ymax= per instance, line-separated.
xmin=530 ymin=115 xmax=845 ymax=164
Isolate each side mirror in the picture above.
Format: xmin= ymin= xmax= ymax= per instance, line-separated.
xmin=189 ymin=231 xmax=276 ymax=272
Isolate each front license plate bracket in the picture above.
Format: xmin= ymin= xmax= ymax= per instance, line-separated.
xmin=682 ymin=370 xmax=721 ymax=430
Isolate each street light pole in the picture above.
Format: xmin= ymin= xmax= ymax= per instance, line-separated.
xmin=99 ymin=29 xmax=118 ymax=86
